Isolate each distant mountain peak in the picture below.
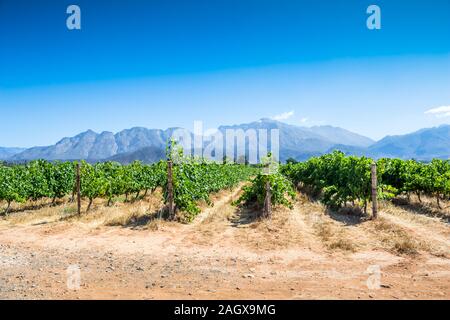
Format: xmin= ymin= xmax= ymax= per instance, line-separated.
xmin=260 ymin=117 xmax=276 ymax=122
xmin=5 ymin=121 xmax=450 ymax=163
xmin=80 ymin=129 xmax=96 ymax=135
xmin=366 ymin=124 xmax=450 ymax=160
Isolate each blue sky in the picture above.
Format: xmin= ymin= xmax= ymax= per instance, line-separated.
xmin=0 ymin=0 xmax=449 ymax=147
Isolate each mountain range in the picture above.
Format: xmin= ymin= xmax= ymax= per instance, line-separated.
xmin=0 ymin=147 xmax=26 ymax=160
xmin=2 ymin=119 xmax=449 ymax=163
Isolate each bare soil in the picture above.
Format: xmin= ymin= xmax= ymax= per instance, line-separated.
xmin=0 ymin=190 xmax=449 ymax=300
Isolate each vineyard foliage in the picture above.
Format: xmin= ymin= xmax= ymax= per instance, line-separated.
xmin=281 ymin=151 xmax=375 ymax=211
xmin=0 ymin=161 xmax=77 ymax=214
xmin=82 ymin=160 xmax=167 ymax=209
xmin=281 ymin=151 xmax=450 ymax=211
xmin=1 ymin=150 xmax=449 ymax=217
xmin=0 ymin=160 xmax=168 ymax=214
xmin=233 ymin=171 xmax=296 ymax=210
xmin=0 ymin=157 xmax=255 ymax=220
xmin=168 ymin=159 xmax=257 ymax=222
xmin=378 ymin=158 xmax=450 ymax=207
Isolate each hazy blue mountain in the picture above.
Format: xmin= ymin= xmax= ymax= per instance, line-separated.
xmin=10 ymin=127 xmax=179 ymax=161
xmin=0 ymin=147 xmax=26 ymax=160
xmin=218 ymin=118 xmax=374 ymax=156
xmin=219 ymin=119 xmax=333 ymax=155
xmin=307 ymin=125 xmax=374 ymax=147
xmin=367 ymin=124 xmax=450 ymax=160
xmin=10 ymin=119 xmax=374 ymax=163
xmin=329 ymin=125 xmax=450 ymax=161
xmin=105 ymin=146 xmax=166 ymax=164
xmin=8 ymin=121 xmax=450 ymax=163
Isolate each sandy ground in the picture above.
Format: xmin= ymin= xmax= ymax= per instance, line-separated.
xmin=0 ymin=189 xmax=449 ymax=300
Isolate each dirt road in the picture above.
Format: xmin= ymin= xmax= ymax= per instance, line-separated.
xmin=0 ymin=190 xmax=449 ymax=299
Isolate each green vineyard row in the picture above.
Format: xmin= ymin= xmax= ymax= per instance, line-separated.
xmin=281 ymin=151 xmax=450 ymax=211
xmin=0 ymin=159 xmax=257 ymax=221
xmin=1 ymin=151 xmax=449 ymax=219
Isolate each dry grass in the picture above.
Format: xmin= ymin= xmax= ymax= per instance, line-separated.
xmin=1 ymin=188 xmax=447 ymax=260
xmin=377 ymin=204 xmax=449 ymax=258
xmin=88 ymin=192 xmax=164 ymax=228
xmin=191 ymin=189 xmax=310 ymax=250
xmin=298 ymin=194 xmax=441 ymax=255
xmin=369 ymin=217 xmax=429 ymax=255
xmin=313 ymin=219 xmax=357 ymax=252
xmin=104 ymin=207 xmax=168 ymax=230
xmin=381 ymin=201 xmax=437 ymax=226
xmin=3 ymin=207 xmax=59 ymax=225
xmin=391 ymin=194 xmax=450 ymax=222
xmin=0 ymin=201 xmax=80 ymax=226
xmin=232 ymin=193 xmax=358 ymax=252
xmin=146 ymin=219 xmax=162 ymax=231
xmin=295 ymin=195 xmax=359 ymax=252
xmin=244 ymin=207 xmax=306 ymax=250
xmin=183 ymin=185 xmax=247 ymax=243
xmin=103 ymin=207 xmax=147 ymax=226
xmin=0 ymin=192 xmax=165 ymax=230
xmin=184 ymin=189 xmax=243 ymax=245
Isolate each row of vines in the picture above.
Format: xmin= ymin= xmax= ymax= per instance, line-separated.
xmin=2 ymin=150 xmax=449 ymax=220
xmin=280 ymin=151 xmax=450 ymax=212
xmin=0 ymin=160 xmax=166 ymax=214
xmin=0 ymin=157 xmax=257 ymax=221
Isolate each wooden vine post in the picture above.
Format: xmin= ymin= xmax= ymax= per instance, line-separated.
xmin=264 ymin=179 xmax=272 ymax=218
xmin=371 ymin=162 xmax=378 ymax=219
xmin=167 ymin=160 xmax=175 ymax=220
xmin=76 ymin=163 xmax=81 ymax=216
xmin=263 ymin=160 xmax=272 ymax=219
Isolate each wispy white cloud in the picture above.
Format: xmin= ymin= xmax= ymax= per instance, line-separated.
xmin=299 ymin=117 xmax=308 ymax=124
xmin=425 ymin=105 xmax=450 ymax=118
xmin=272 ymin=110 xmax=294 ymax=121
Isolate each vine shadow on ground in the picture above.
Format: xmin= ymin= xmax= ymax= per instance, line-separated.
xmin=391 ymin=197 xmax=450 ymax=224
xmin=114 ymin=209 xmax=165 ymax=230
xmin=229 ymin=206 xmax=262 ymax=227
xmin=325 ymin=207 xmax=369 ymax=226
xmin=2 ymin=199 xmax=65 ymax=215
